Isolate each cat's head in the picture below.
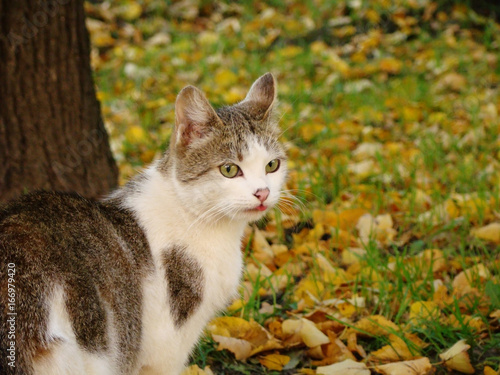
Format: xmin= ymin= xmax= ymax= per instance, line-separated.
xmin=163 ymin=73 xmax=287 ymax=224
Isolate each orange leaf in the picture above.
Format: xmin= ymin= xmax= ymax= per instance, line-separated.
xmin=259 ymin=354 xmax=290 ymax=371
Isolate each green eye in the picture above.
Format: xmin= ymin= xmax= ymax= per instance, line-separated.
xmin=266 ymin=159 xmax=280 ymax=173
xmin=220 ymin=163 xmax=240 ymax=178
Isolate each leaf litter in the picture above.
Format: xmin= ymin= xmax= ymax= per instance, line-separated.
xmin=86 ymin=0 xmax=500 ymax=373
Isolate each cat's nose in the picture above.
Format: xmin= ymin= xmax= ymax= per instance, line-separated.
xmin=254 ymin=188 xmax=270 ymax=203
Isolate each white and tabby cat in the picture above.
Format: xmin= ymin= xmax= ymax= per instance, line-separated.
xmin=0 ymin=73 xmax=287 ymax=375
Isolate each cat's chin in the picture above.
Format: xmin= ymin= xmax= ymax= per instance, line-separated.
xmin=239 ymin=205 xmax=272 ymax=223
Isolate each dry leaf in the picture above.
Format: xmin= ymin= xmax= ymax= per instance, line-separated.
xmin=282 ymin=318 xmax=330 ymax=348
xmin=353 ymin=315 xmax=400 ymax=337
xmin=316 ymin=359 xmax=370 ymax=375
xmin=313 ymin=208 xmax=368 ymax=231
xmin=357 ymin=213 xmax=397 ymax=245
xmin=207 ymin=317 xmax=281 ymax=360
xmin=259 ymin=354 xmax=290 ymax=371
xmin=371 ymin=334 xmax=421 ymax=362
xmin=439 ymin=340 xmax=475 ymax=374
xmin=409 ymin=301 xmax=441 ymax=326
xmin=315 ymin=330 xmax=357 ymax=366
xmin=374 ymin=357 xmax=433 ymax=375
xmin=211 ymin=335 xmax=252 ymax=360
xmin=471 ymin=222 xmax=500 ymax=243
xmin=252 ymin=227 xmax=275 ymax=265
xmin=452 ymin=263 xmax=491 ymax=296
xmin=483 ymin=366 xmax=499 ymax=375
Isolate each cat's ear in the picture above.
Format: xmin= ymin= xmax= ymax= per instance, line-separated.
xmin=174 ymin=86 xmax=221 ymax=148
xmin=240 ymin=73 xmax=277 ymax=120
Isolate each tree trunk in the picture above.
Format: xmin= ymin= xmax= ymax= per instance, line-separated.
xmin=0 ymin=0 xmax=118 ymax=203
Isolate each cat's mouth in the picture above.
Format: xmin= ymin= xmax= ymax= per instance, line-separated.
xmin=248 ymin=204 xmax=267 ymax=212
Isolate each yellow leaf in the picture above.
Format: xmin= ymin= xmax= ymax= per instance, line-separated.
xmin=374 ymin=357 xmax=433 ymax=375
xmin=207 ymin=317 xmax=282 ymax=360
xmin=211 ymin=334 xmax=252 ymax=360
xmin=316 ymin=359 xmax=370 ymax=375
xmin=300 ymin=318 xmax=330 ymax=348
xmin=125 ymin=125 xmax=148 ymax=144
xmin=452 ymin=263 xmax=490 ymax=296
xmin=116 ymin=3 xmax=142 ymax=21
xmin=347 ymin=332 xmax=367 ymax=358
xmin=294 ymin=275 xmax=324 ymax=307
xmin=259 ymin=354 xmax=290 ymax=371
xmin=341 ymin=249 xmax=366 ymax=269
xmin=371 ymin=334 xmax=421 ymax=362
xmin=197 ymin=31 xmax=219 ymax=46
xmin=282 ymin=318 xmax=330 ymax=348
xmin=446 ymin=315 xmax=487 ymax=333
xmin=214 ymin=69 xmax=238 ymax=88
xmin=379 ymin=57 xmax=403 ymax=74
xmin=471 ymin=222 xmax=500 ymax=243
xmin=484 ymin=366 xmax=499 ymax=375
xmin=338 ymin=302 xmax=357 ymax=318
xmin=353 ymin=315 xmax=399 ymax=337
xmin=436 ymin=72 xmax=467 ymax=92
xmin=415 ymin=249 xmax=447 ymax=273
xmin=299 ymin=123 xmax=325 ymax=143
xmin=365 ymin=9 xmax=381 ymax=23
xmin=279 ymin=45 xmax=303 ymax=58
xmin=409 ymin=301 xmax=441 ymax=325
xmin=313 ymin=208 xmax=368 ymax=231
xmin=439 ymin=340 xmax=475 ymax=374
xmin=252 ymin=227 xmax=275 ymax=265
xmin=356 ymin=213 xmax=396 ymax=245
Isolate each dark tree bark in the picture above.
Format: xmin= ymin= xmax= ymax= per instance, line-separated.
xmin=0 ymin=0 xmax=118 ymax=203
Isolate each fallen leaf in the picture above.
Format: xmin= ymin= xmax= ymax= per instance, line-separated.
xmin=379 ymin=57 xmax=403 ymax=75
xmin=471 ymin=222 xmax=500 ymax=243
xmin=452 ymin=263 xmax=491 ymax=296
xmin=316 ymin=359 xmax=370 ymax=375
xmin=357 ymin=213 xmax=397 ymax=245
xmin=370 ymin=334 xmax=421 ymax=362
xmin=282 ymin=318 xmax=330 ymax=348
xmin=252 ymin=227 xmax=275 ymax=265
xmin=211 ymin=335 xmax=252 ymax=360
xmin=439 ymin=340 xmax=475 ymax=374
xmin=207 ymin=317 xmax=282 ymax=360
xmin=483 ymin=366 xmax=499 ymax=375
xmin=374 ymin=357 xmax=433 ymax=375
xmin=353 ymin=315 xmax=400 ymax=337
xmin=409 ymin=301 xmax=441 ymax=326
xmin=314 ymin=330 xmax=356 ymax=366
xmin=259 ymin=354 xmax=290 ymax=371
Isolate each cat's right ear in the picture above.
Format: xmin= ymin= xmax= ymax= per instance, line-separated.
xmin=174 ymin=86 xmax=220 ymax=149
xmin=240 ymin=72 xmax=277 ymax=121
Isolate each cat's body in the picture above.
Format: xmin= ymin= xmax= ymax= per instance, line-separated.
xmin=0 ymin=73 xmax=286 ymax=375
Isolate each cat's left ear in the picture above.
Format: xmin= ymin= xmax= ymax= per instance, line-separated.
xmin=239 ymin=72 xmax=277 ymax=121
xmin=174 ymin=86 xmax=221 ymax=149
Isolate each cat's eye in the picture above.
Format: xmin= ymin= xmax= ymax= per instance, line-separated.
xmin=220 ymin=163 xmax=241 ymax=178
xmin=266 ymin=159 xmax=280 ymax=173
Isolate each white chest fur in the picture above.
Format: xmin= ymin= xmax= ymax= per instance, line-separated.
xmin=123 ymin=168 xmax=246 ymax=374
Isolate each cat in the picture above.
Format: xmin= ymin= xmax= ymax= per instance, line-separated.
xmin=0 ymin=73 xmax=287 ymax=375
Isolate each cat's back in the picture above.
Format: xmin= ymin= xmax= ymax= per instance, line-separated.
xmin=0 ymin=191 xmax=152 ymax=375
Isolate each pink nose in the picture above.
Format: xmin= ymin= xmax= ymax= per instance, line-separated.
xmin=254 ymin=188 xmax=270 ymax=203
